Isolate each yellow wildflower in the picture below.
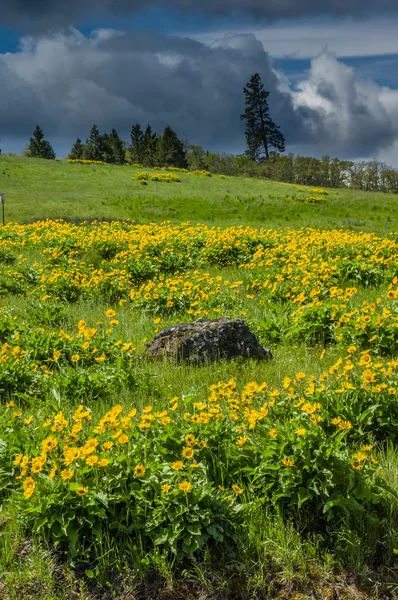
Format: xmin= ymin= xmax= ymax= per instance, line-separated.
xmin=134 ymin=464 xmax=146 ymax=477
xmin=42 ymin=437 xmax=58 ymax=453
xmin=182 ymin=447 xmax=194 ymax=459
xmin=295 ymin=428 xmax=306 ymax=436
xmin=171 ymin=461 xmax=183 ymax=471
xmin=23 ymin=477 xmax=36 ymax=499
xmin=178 ymin=481 xmax=192 ymax=494
xmin=236 ymin=435 xmax=248 ymax=446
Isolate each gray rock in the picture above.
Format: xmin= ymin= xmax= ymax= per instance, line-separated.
xmin=146 ymin=317 xmax=272 ymax=364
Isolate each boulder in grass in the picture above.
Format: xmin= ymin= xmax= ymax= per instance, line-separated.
xmin=146 ymin=317 xmax=272 ymax=364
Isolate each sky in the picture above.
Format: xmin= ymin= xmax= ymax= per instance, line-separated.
xmin=0 ymin=0 xmax=398 ymax=165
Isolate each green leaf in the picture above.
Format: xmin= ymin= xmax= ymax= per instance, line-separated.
xmin=323 ymin=496 xmax=364 ymax=514
xmin=297 ymin=487 xmax=312 ymax=506
xmin=187 ymin=524 xmax=202 ymax=536
xmin=67 ymin=522 xmax=80 ymax=552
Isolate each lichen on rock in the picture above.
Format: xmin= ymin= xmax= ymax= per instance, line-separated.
xmin=146 ymin=317 xmax=272 ymax=364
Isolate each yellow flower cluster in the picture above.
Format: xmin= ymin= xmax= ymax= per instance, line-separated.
xmin=67 ymin=159 xmax=108 ymax=166
xmin=1 ymin=221 xmax=395 ymax=325
xmin=10 ymin=348 xmax=395 ymax=501
xmin=135 ymin=171 xmax=181 ymax=183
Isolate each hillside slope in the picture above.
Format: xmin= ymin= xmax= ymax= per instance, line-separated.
xmin=0 ymin=155 xmax=397 ymax=232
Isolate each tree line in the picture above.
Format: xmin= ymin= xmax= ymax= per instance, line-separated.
xmin=3 ymin=72 xmax=398 ymax=193
xmin=7 ymin=124 xmax=398 ymax=193
xmin=15 ymin=123 xmax=187 ymax=169
xmin=69 ymin=123 xmax=187 ymax=168
xmin=187 ymin=151 xmax=398 ymax=193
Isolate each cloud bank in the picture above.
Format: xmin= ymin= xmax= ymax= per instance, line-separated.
xmin=2 ymin=0 xmax=398 ymax=28
xmin=192 ymin=19 xmax=398 ymax=59
xmin=0 ymin=29 xmax=397 ymax=161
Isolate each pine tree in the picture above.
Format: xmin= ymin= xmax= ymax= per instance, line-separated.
xmin=158 ymin=126 xmax=187 ymax=168
xmin=108 ymin=129 xmax=125 ymax=164
xmin=83 ymin=125 xmax=104 ymax=161
xmin=240 ymin=74 xmax=285 ymax=162
xmin=130 ymin=124 xmax=143 ymax=164
xmin=243 ymin=118 xmax=261 ymax=162
xmin=101 ymin=129 xmax=125 ymax=164
xmin=69 ymin=138 xmax=84 ymax=160
xmin=26 ymin=125 xmax=56 ymax=159
xmin=100 ymin=133 xmax=112 ymax=163
xmin=141 ymin=125 xmax=157 ymax=166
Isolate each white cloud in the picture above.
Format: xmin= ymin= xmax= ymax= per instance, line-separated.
xmin=290 ymin=51 xmax=398 ymax=156
xmin=190 ymin=17 xmax=398 ymax=59
xmin=1 ymin=29 xmax=398 ymax=165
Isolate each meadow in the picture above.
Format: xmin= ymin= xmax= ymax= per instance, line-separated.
xmin=0 ymin=155 xmax=397 ymax=232
xmin=0 ymin=156 xmax=397 ymax=599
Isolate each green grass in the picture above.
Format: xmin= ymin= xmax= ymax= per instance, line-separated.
xmin=0 ymin=155 xmax=397 ymax=232
xmin=0 ymin=156 xmax=397 ymax=599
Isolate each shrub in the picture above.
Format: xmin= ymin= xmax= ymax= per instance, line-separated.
xmin=8 ymin=361 xmax=396 ymax=565
xmin=135 ymin=172 xmax=181 ymax=183
xmin=67 ymin=159 xmax=108 ymax=166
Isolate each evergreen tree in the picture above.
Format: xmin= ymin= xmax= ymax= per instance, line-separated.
xmin=26 ymin=125 xmax=56 ymax=159
xmin=242 ymin=118 xmax=261 ymax=162
xmin=83 ymin=125 xmax=104 ymax=161
xmin=130 ymin=123 xmax=143 ymax=164
xmin=240 ymin=74 xmax=285 ymax=161
xmin=100 ymin=133 xmax=112 ymax=163
xmin=141 ymin=125 xmax=157 ymax=166
xmin=158 ymin=126 xmax=187 ymax=168
xmin=100 ymin=129 xmax=125 ymax=164
xmin=152 ymin=134 xmax=161 ymax=166
xmin=69 ymin=138 xmax=84 ymax=160
xmin=108 ymin=129 xmax=125 ymax=164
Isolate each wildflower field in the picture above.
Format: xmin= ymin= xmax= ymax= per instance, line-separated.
xmin=0 ymin=159 xmax=398 ymax=599
xmin=1 ymin=154 xmax=397 ymax=232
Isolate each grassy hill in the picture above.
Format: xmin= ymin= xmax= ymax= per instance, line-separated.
xmin=0 ymin=155 xmax=397 ymax=600
xmin=0 ymin=155 xmax=397 ymax=232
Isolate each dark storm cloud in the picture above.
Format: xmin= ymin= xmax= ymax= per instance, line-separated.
xmin=0 ymin=30 xmax=311 ymax=149
xmin=1 ymin=0 xmax=398 ymax=28
xmin=0 ymin=29 xmax=397 ymax=159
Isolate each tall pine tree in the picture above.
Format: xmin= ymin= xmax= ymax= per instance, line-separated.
xmin=26 ymin=126 xmax=56 ymax=159
xmin=109 ymin=129 xmax=125 ymax=164
xmin=102 ymin=129 xmax=125 ymax=164
xmin=158 ymin=126 xmax=187 ymax=168
xmin=83 ymin=125 xmax=104 ymax=161
xmin=68 ymin=138 xmax=84 ymax=159
xmin=240 ymin=74 xmax=285 ymax=161
xmin=130 ymin=123 xmax=143 ymax=164
xmin=141 ymin=125 xmax=157 ymax=166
